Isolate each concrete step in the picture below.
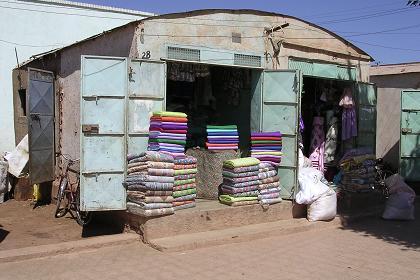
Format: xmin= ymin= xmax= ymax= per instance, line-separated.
xmin=126 ymin=199 xmax=307 ymax=240
xmin=148 ymin=217 xmax=341 ymax=252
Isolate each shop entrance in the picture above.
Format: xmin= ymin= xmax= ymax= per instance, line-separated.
xmin=166 ymin=62 xmax=257 ymax=154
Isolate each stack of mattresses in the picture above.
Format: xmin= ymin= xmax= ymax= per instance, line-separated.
xmin=172 ymin=156 xmax=198 ymax=210
xmin=124 ymin=151 xmax=175 ymax=217
xmin=258 ymin=162 xmax=282 ymax=205
xmin=219 ymin=157 xmax=261 ymax=207
xmin=148 ymin=111 xmax=188 ymax=159
xmin=250 ymin=132 xmax=283 ymax=167
xmin=206 ymin=125 xmax=239 ymax=151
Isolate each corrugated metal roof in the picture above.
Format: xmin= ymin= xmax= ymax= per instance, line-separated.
xmin=19 ymin=0 xmax=155 ymax=16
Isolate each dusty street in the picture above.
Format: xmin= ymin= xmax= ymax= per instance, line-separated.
xmin=1 ymin=213 xmax=419 ymax=280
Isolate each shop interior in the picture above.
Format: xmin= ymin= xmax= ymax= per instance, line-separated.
xmin=166 ymin=62 xmax=257 ymax=155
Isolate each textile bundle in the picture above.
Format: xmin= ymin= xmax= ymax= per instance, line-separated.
xmin=250 ymin=132 xmax=283 ymax=167
xmin=206 ymin=125 xmax=239 ymax=151
xmin=148 ymin=111 xmax=188 ymax=159
xmin=124 ymin=151 xmax=175 ymax=217
xmin=258 ymin=162 xmax=282 ymax=205
xmin=173 ymin=156 xmax=198 ymax=211
xmin=219 ymin=157 xmax=260 ymax=207
xmin=337 ymin=150 xmax=376 ymax=192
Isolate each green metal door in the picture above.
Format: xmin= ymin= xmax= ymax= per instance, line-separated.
xmin=400 ymin=90 xmax=420 ymax=181
xmin=251 ymin=70 xmax=300 ymax=199
xmin=356 ymin=83 xmax=377 ymax=150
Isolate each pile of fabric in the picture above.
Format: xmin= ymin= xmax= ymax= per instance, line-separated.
xmin=206 ymin=125 xmax=239 ymax=151
xmin=250 ymin=132 xmax=283 ymax=167
xmin=338 ymin=149 xmax=376 ymax=192
xmin=219 ymin=157 xmax=261 ymax=207
xmin=172 ymin=156 xmax=198 ymax=210
xmin=148 ymin=111 xmax=188 ymax=159
xmin=258 ymin=162 xmax=282 ymax=205
xmin=124 ymin=151 xmax=175 ymax=217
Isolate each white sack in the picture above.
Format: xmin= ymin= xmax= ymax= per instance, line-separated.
xmin=4 ymin=135 xmax=29 ymax=177
xmin=307 ymin=188 xmax=337 ymax=222
xmin=296 ymin=167 xmax=329 ymax=204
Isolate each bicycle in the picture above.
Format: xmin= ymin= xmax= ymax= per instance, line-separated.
xmin=374 ymin=158 xmax=395 ymax=198
xmin=55 ymin=154 xmax=92 ymax=226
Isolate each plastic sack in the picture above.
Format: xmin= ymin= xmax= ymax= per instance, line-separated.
xmin=382 ymin=192 xmax=415 ymax=221
xmin=296 ymin=167 xmax=329 ymax=204
xmin=385 ymin=174 xmax=416 ymax=196
xmin=307 ymin=188 xmax=337 ymax=222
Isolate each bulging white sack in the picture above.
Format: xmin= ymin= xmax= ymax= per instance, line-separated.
xmin=307 ymin=188 xmax=337 ymax=222
xmin=296 ymin=167 xmax=329 ymax=205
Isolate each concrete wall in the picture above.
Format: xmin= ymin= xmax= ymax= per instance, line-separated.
xmin=371 ymin=72 xmax=420 ymax=170
xmin=0 ymin=0 xmax=152 ymax=153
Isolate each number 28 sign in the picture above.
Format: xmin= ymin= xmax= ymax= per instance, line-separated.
xmin=142 ymin=51 xmax=151 ymax=59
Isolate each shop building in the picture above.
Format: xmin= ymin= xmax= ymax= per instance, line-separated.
xmin=13 ymin=9 xmax=376 ymax=215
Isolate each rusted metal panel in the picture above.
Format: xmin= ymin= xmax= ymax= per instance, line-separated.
xmin=27 ymin=68 xmax=55 ymax=184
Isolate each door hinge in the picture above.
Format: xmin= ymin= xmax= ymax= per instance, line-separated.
xmin=401 ymin=128 xmax=412 ymax=134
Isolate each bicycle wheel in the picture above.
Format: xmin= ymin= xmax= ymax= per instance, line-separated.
xmin=55 ymin=177 xmax=68 ymax=218
xmin=75 ymin=186 xmax=92 ymax=226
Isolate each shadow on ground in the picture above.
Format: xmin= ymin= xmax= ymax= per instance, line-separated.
xmin=341 ymin=200 xmax=420 ymax=251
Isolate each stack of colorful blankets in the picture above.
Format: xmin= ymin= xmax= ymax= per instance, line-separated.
xmin=338 ymin=152 xmax=376 ymax=192
xmin=258 ymin=162 xmax=282 ymax=205
xmin=250 ymin=132 xmax=283 ymax=167
xmin=148 ymin=111 xmax=188 ymax=159
xmin=124 ymin=151 xmax=175 ymax=217
xmin=172 ymin=156 xmax=198 ymax=210
xmin=219 ymin=157 xmax=261 ymax=207
xmin=206 ymin=125 xmax=239 ymax=151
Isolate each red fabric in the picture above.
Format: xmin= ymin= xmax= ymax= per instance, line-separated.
xmin=205 ymin=143 xmax=238 ymax=147
xmin=251 ymin=137 xmax=282 ymax=141
xmin=150 ymin=117 xmax=188 ymax=123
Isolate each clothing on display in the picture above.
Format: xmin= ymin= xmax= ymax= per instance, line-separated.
xmin=308 ymin=116 xmax=325 ymax=172
xmin=324 ymin=117 xmax=339 ymax=164
xmin=172 ymin=156 xmax=198 ymax=210
xmin=206 ymin=125 xmax=239 ymax=151
xmin=250 ymin=132 xmax=283 ymax=167
xmin=339 ymin=88 xmax=357 ymax=141
xmin=257 ymin=162 xmax=282 ymax=205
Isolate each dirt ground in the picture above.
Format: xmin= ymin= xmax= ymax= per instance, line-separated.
xmin=0 ymin=200 xmax=124 ymax=250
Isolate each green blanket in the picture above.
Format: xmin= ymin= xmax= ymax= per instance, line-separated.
xmin=219 ymin=194 xmax=258 ymax=203
xmin=153 ymin=111 xmax=187 ymax=118
xmin=174 ymin=168 xmax=197 ymax=175
xmin=223 ymin=157 xmax=260 ymax=169
xmin=149 ymin=138 xmax=187 ymax=145
xmin=174 ymin=178 xmax=196 ymax=186
xmin=173 ymin=188 xmax=197 ymax=198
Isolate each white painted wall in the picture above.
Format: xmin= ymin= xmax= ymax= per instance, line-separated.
xmin=0 ymin=0 xmax=153 ymax=152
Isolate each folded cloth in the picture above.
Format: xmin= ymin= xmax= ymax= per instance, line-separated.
xmin=127 ymin=182 xmax=174 ymax=191
xmin=149 ymin=128 xmax=188 ymax=134
xmin=251 ymin=140 xmax=282 ymax=144
xmin=173 ymin=201 xmax=196 ymax=210
xmin=150 ymin=116 xmax=188 ymax=123
xmin=225 ymin=165 xmax=260 ymax=173
xmin=220 ymin=200 xmax=259 ymax=207
xmin=208 ymin=135 xmax=239 ymax=139
xmin=174 ymin=156 xmax=197 ymax=165
xmin=128 ymin=151 xmax=174 ymax=163
xmin=222 ymin=170 xmax=259 ymax=178
xmin=173 ymin=183 xmax=196 ymax=191
xmin=172 ymin=200 xmax=195 ymax=207
xmin=173 ymin=188 xmax=197 ymax=198
xmin=251 ymin=137 xmax=282 ymax=141
xmin=206 ymin=129 xmax=238 ymax=133
xmin=161 ymin=152 xmax=186 ymax=159
xmin=259 ymin=187 xmax=281 ymax=194
xmin=221 ymin=185 xmax=259 ymax=194
xmin=206 ymin=143 xmax=239 ymax=148
xmin=207 ymin=131 xmax=239 ymax=136
xmin=146 ymin=168 xmax=175 ymax=177
xmin=127 ymin=192 xmax=174 ymax=204
xmin=150 ymin=121 xmax=188 ymax=127
xmin=223 ymin=157 xmax=260 ymax=169
xmin=206 ymin=139 xmax=239 ymax=144
xmin=125 ymin=175 xmax=174 ymax=183
xmin=173 ymin=193 xmax=197 ymax=202
xmin=252 ymin=152 xmax=283 ymax=156
xmin=251 ymin=144 xmax=282 ymax=148
xmin=153 ymin=111 xmax=187 ymax=118
xmin=258 ymin=170 xmax=277 ymax=180
xmin=258 ymin=166 xmax=275 ymax=173
xmin=259 ymin=162 xmax=275 ymax=169
xmin=150 ymin=124 xmax=187 ymax=131
xmin=174 ymin=164 xmax=197 ymax=170
xmin=174 ymin=173 xmax=196 ymax=180
xmin=174 ymin=178 xmax=196 ymax=186
xmin=149 ymin=132 xmax=187 ymax=138
xmin=149 ymin=138 xmax=186 ymax=145
xmin=127 ymin=161 xmax=174 ymax=169
xmin=228 ymin=190 xmax=260 ymax=197
xmin=260 ymin=176 xmax=280 ymax=184
xmin=223 ymin=180 xmax=260 ymax=188
xmin=149 ymin=135 xmax=187 ymax=141
xmin=174 ymin=168 xmax=197 ymax=175
xmin=224 ymin=175 xmax=260 ymax=184
xmin=251 ymin=132 xmax=282 ymax=137
xmin=134 ymin=202 xmax=173 ymax=210
xmin=131 ymin=190 xmax=173 ymax=196
xmin=207 ymin=146 xmax=238 ymax=151
xmin=127 ymin=202 xmax=174 ymax=217
xmin=258 ymin=192 xmax=280 ymax=200
xmin=207 ymin=125 xmax=237 ymax=130
xmin=127 ymin=166 xmax=148 ymax=174
xmin=251 ymin=146 xmax=282 ymax=151
xmin=259 ymin=197 xmax=282 ymax=205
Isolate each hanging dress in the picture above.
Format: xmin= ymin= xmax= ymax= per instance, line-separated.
xmin=339 ymin=88 xmax=357 ymax=141
xmin=309 ymin=116 xmax=325 ymax=172
xmin=324 ymin=116 xmax=339 ymax=164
